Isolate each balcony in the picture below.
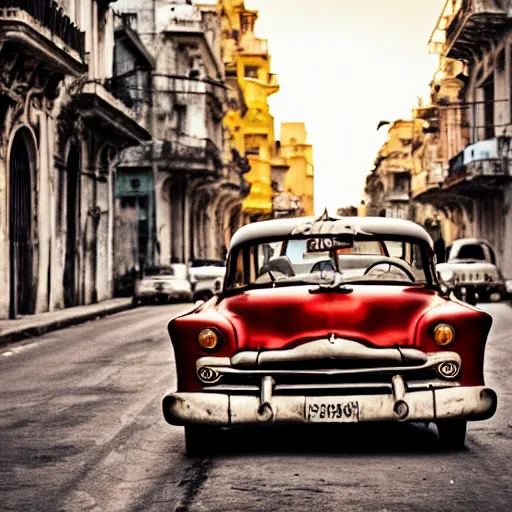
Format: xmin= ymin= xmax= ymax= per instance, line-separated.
xmin=104 ymin=73 xmax=152 ymax=131
xmin=117 ymin=135 xmax=223 ymax=174
xmin=384 ymin=190 xmax=410 ymax=202
xmin=0 ymin=0 xmax=86 ymax=74
xmin=268 ymin=73 xmax=279 ymax=86
xmin=429 ymin=0 xmax=510 ymax=60
xmin=444 ymin=136 xmax=512 ymax=192
xmin=411 ymin=162 xmax=447 ymax=200
xmin=74 ymin=81 xmax=151 ymax=146
xmin=239 ymin=36 xmax=268 ymax=55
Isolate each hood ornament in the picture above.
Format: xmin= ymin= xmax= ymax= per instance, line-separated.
xmin=328 ymin=333 xmax=336 ymax=344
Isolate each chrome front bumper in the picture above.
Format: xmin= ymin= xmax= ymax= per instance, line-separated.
xmin=162 ymin=385 xmax=497 ymax=426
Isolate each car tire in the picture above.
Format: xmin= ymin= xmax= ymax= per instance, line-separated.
xmin=131 ymin=297 xmax=139 ymax=306
xmin=184 ymin=426 xmax=219 ymax=457
xmin=437 ymin=420 xmax=467 ymax=450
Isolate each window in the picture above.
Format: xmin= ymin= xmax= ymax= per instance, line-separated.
xmin=175 ymin=105 xmax=187 ymax=133
xmin=122 ymin=12 xmax=138 ymax=31
xmin=244 ymin=66 xmax=259 ymax=78
xmin=457 ymin=244 xmax=486 ymax=260
xmin=482 ymin=77 xmax=494 ymax=139
xmin=227 ymin=235 xmax=430 ymax=290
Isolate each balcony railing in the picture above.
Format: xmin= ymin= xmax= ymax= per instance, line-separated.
xmin=446 ymin=136 xmax=512 ymax=185
xmin=104 ymin=73 xmax=152 ymax=127
xmin=1 ymin=0 xmax=85 ymax=59
xmin=162 ymin=17 xmax=202 ymax=33
xmin=429 ymin=0 xmax=509 ymax=59
xmin=153 ymin=74 xmax=227 ymax=114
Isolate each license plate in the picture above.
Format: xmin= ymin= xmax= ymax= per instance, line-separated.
xmin=305 ymin=398 xmax=360 ymax=422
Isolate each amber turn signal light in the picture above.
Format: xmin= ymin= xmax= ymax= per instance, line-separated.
xmin=433 ymin=323 xmax=455 ymax=346
xmin=198 ymin=328 xmax=219 ymax=350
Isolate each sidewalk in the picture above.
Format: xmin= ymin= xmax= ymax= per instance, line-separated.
xmin=0 ymin=298 xmax=134 ymax=347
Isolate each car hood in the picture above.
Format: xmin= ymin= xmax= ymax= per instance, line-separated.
xmin=217 ymin=285 xmax=447 ymax=350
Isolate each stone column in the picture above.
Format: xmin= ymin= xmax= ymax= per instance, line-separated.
xmin=35 ymin=108 xmax=50 ymax=313
xmin=95 ymin=155 xmax=111 ymax=302
xmin=155 ymin=175 xmax=172 ymax=265
xmin=503 ymin=184 xmax=512 ymax=279
xmin=0 ymin=132 xmax=9 ymax=318
xmin=183 ymin=180 xmax=190 ymax=264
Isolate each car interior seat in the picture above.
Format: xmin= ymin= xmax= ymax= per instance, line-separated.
xmin=259 ymin=256 xmax=296 ymax=278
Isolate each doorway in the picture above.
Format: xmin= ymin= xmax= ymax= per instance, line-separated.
xmin=64 ymin=143 xmax=80 ymax=307
xmin=9 ymin=130 xmax=34 ymax=318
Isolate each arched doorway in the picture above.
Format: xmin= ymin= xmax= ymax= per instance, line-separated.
xmin=9 ymin=130 xmax=34 ymax=318
xmin=64 ymin=143 xmax=80 ymax=307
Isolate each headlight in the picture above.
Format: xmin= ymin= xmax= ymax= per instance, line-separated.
xmin=439 ymin=269 xmax=454 ymax=282
xmin=433 ymin=323 xmax=455 ymax=346
xmin=198 ymin=328 xmax=220 ymax=350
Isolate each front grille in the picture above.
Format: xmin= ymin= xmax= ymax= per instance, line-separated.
xmin=210 ymin=368 xmax=438 ymax=386
xmin=196 ymin=337 xmax=462 ymax=396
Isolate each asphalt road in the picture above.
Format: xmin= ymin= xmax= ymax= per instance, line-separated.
xmin=1 ymin=301 xmax=511 ymax=512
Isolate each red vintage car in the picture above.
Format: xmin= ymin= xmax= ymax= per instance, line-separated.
xmin=162 ymin=214 xmax=498 ymax=455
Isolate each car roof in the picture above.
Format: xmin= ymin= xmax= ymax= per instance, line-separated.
xmin=450 ymin=238 xmax=492 ymax=246
xmin=229 ymin=215 xmax=434 ymax=250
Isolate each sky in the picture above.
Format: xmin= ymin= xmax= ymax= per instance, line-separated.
xmin=200 ymin=0 xmax=447 ymax=214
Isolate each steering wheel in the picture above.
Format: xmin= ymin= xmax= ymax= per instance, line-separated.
xmin=363 ymin=259 xmax=416 ymax=282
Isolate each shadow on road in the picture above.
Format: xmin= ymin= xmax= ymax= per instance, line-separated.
xmin=206 ymin=422 xmax=464 ymax=458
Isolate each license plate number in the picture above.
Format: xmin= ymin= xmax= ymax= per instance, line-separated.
xmin=306 ymin=398 xmax=360 ymax=422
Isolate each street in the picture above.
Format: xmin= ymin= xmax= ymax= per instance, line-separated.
xmin=1 ymin=302 xmax=511 ymax=512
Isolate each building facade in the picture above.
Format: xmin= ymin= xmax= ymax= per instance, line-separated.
xmin=277 ymin=122 xmax=315 ymax=217
xmin=219 ymin=0 xmax=280 ymax=221
xmin=365 ymin=120 xmax=414 ymax=220
xmin=365 ymin=0 xmax=512 ymax=279
xmin=0 ymin=0 xmax=150 ymax=319
xmin=416 ymin=0 xmax=512 ymax=277
xmin=113 ymin=0 xmax=250 ymax=287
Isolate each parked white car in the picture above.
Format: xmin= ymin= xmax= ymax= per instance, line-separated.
xmin=436 ymin=238 xmax=507 ymax=304
xmin=132 ymin=264 xmax=193 ymax=305
xmin=188 ymin=259 xmax=226 ymax=302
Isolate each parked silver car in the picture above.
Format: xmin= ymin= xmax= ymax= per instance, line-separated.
xmin=188 ymin=259 xmax=226 ymax=302
xmin=436 ymin=238 xmax=506 ymax=304
xmin=132 ymin=264 xmax=193 ymax=305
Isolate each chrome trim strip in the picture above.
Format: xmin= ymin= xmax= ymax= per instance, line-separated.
xmin=229 ymin=338 xmax=428 ymax=367
xmin=201 ymin=380 xmax=460 ymax=394
xmin=197 ymin=351 xmax=461 ymax=379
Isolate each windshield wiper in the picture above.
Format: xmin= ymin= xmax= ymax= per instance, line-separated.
xmin=309 ymin=272 xmax=353 ymax=294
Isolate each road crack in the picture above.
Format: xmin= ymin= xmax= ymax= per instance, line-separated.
xmin=174 ymin=458 xmax=214 ymax=512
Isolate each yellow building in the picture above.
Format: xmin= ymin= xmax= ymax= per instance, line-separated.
xmin=219 ymin=0 xmax=280 ymax=219
xmin=277 ymin=123 xmax=315 ymax=216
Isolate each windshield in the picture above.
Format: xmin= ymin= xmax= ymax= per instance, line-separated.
xmin=190 ymin=259 xmax=225 ymax=268
xmin=145 ymin=266 xmax=174 ymax=276
xmin=226 ymin=235 xmax=433 ymax=291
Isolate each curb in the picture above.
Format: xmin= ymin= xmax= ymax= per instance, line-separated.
xmin=0 ymin=302 xmax=135 ymax=348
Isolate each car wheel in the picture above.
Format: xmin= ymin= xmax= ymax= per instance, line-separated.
xmin=184 ymin=426 xmax=219 ymax=457
xmin=489 ymin=291 xmax=502 ymax=302
xmin=131 ymin=297 xmax=139 ymax=306
xmin=437 ymin=420 xmax=467 ymax=450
